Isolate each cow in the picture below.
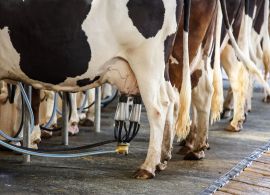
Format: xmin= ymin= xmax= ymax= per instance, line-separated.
xmin=169 ymin=0 xmax=223 ymax=160
xmin=169 ymin=0 xmax=270 ymax=160
xmin=221 ymin=0 xmax=270 ymax=132
xmin=0 ymin=81 xmax=41 ymax=148
xmin=0 ymin=0 xmax=184 ymax=179
xmin=40 ymin=84 xmax=115 ymax=139
xmin=40 ymin=89 xmax=96 ymax=139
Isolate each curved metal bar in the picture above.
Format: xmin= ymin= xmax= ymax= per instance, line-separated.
xmin=0 ymin=131 xmax=22 ymax=142
xmin=101 ymin=89 xmax=118 ymax=107
xmin=18 ymin=83 xmax=34 ymax=132
xmin=77 ymin=90 xmax=89 ymax=114
xmin=10 ymin=91 xmax=25 ymax=139
xmin=11 ymin=140 xmax=116 ymax=152
xmin=82 ymin=89 xmax=118 ymax=111
xmin=44 ymin=93 xmax=58 ymax=128
xmin=40 ymin=126 xmax=62 ymax=132
xmin=0 ymin=140 xmax=116 ymax=158
xmin=0 ymin=83 xmax=35 ymax=143
xmin=56 ymin=92 xmax=63 ymax=115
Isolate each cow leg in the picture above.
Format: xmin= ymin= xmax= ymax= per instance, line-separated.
xmin=246 ymin=75 xmax=254 ymax=113
xmin=128 ymin=61 xmax=170 ymax=179
xmin=0 ymin=81 xmax=8 ymax=104
xmin=262 ymin=0 xmax=270 ymax=103
xmin=262 ymin=45 xmax=270 ymax=103
xmin=221 ymin=87 xmax=233 ymax=119
xmin=68 ymin=93 xmax=80 ymax=135
xmin=80 ymin=89 xmax=95 ymax=127
xmin=40 ymin=91 xmax=56 ymax=138
xmin=30 ymin=88 xmax=41 ymax=149
xmin=158 ymin=87 xmax=179 ymax=171
xmin=222 ymin=45 xmax=249 ymax=132
xmin=177 ymin=105 xmax=197 ymax=155
xmin=228 ymin=66 xmax=249 ymax=132
xmin=184 ymin=65 xmax=213 ymax=160
xmin=134 ymin=81 xmax=170 ymax=179
xmin=263 ymin=59 xmax=270 ymax=102
xmin=101 ymin=55 xmax=170 ymax=178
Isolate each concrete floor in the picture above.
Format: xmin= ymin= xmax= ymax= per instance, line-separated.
xmin=0 ymin=91 xmax=270 ymax=195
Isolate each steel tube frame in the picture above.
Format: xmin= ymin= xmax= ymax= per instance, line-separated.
xmin=23 ymin=85 xmax=32 ymax=163
xmin=62 ymin=92 xmax=69 ymax=146
xmin=94 ymin=87 xmax=101 ymax=133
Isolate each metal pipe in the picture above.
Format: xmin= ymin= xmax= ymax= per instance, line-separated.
xmin=44 ymin=93 xmax=58 ymax=128
xmin=62 ymin=92 xmax=69 ymax=146
xmin=94 ymin=87 xmax=101 ymax=133
xmin=23 ymin=85 xmax=32 ymax=163
xmin=0 ymin=131 xmax=23 ymax=142
xmin=0 ymin=140 xmax=116 ymax=158
xmin=19 ymin=83 xmax=34 ymax=132
xmin=77 ymin=90 xmax=89 ymax=114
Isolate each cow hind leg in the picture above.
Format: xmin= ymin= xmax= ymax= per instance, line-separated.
xmin=100 ymin=56 xmax=167 ymax=178
xmin=30 ymin=89 xmax=42 ymax=148
xmin=132 ymin=82 xmax=168 ymax=179
xmin=158 ymin=87 xmax=179 ymax=171
xmin=177 ymin=105 xmax=197 ymax=156
xmin=226 ymin=65 xmax=249 ymax=132
xmin=79 ymin=89 xmax=95 ymax=127
xmin=221 ymin=87 xmax=233 ymax=119
xmin=68 ymin=93 xmax=80 ymax=136
xmin=123 ymin=56 xmax=170 ymax=179
xmin=184 ymin=66 xmax=213 ymax=160
xmin=263 ymin=51 xmax=270 ymax=103
xmin=222 ymin=46 xmax=248 ymax=132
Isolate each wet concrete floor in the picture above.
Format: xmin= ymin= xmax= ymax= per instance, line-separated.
xmin=0 ymin=91 xmax=270 ymax=195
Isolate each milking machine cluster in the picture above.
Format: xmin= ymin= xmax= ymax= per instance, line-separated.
xmin=114 ymin=95 xmax=142 ymax=155
xmin=0 ymin=83 xmax=142 ymax=161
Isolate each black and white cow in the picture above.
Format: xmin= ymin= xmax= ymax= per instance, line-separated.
xmin=0 ymin=0 xmax=184 ymax=179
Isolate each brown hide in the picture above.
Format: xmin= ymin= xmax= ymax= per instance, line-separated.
xmin=169 ymin=0 xmax=217 ymax=91
xmin=0 ymin=82 xmax=21 ymax=138
xmin=32 ymin=88 xmax=40 ymax=126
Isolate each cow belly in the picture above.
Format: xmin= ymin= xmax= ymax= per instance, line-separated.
xmin=0 ymin=27 xmax=20 ymax=80
xmin=0 ymin=0 xmax=176 ymax=94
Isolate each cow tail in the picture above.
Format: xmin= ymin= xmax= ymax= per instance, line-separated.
xmin=219 ymin=0 xmax=270 ymax=95
xmin=176 ymin=0 xmax=191 ymax=140
xmin=210 ymin=2 xmax=224 ymax=124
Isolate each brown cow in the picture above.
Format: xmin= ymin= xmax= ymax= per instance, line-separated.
xmin=0 ymin=81 xmax=41 ymax=148
xmin=169 ymin=0 xmax=222 ymax=160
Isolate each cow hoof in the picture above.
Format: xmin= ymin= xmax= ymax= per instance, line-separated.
xmin=221 ymin=109 xmax=232 ymax=119
xmin=68 ymin=124 xmax=79 ymax=136
xmin=263 ymin=95 xmax=270 ymax=103
xmin=184 ymin=151 xmax=205 ymax=160
xmin=225 ymin=124 xmax=241 ymax=132
xmin=33 ymin=137 xmax=41 ymax=144
xmin=41 ymin=130 xmax=53 ymax=139
xmin=243 ymin=113 xmax=248 ymax=123
xmin=79 ymin=119 xmax=94 ymax=127
xmin=161 ymin=151 xmax=172 ymax=162
xmin=156 ymin=162 xmax=167 ymax=172
xmin=179 ymin=140 xmax=186 ymax=146
xmin=177 ymin=146 xmax=192 ymax=155
xmin=134 ymin=169 xmax=154 ymax=179
xmin=30 ymin=143 xmax=38 ymax=150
